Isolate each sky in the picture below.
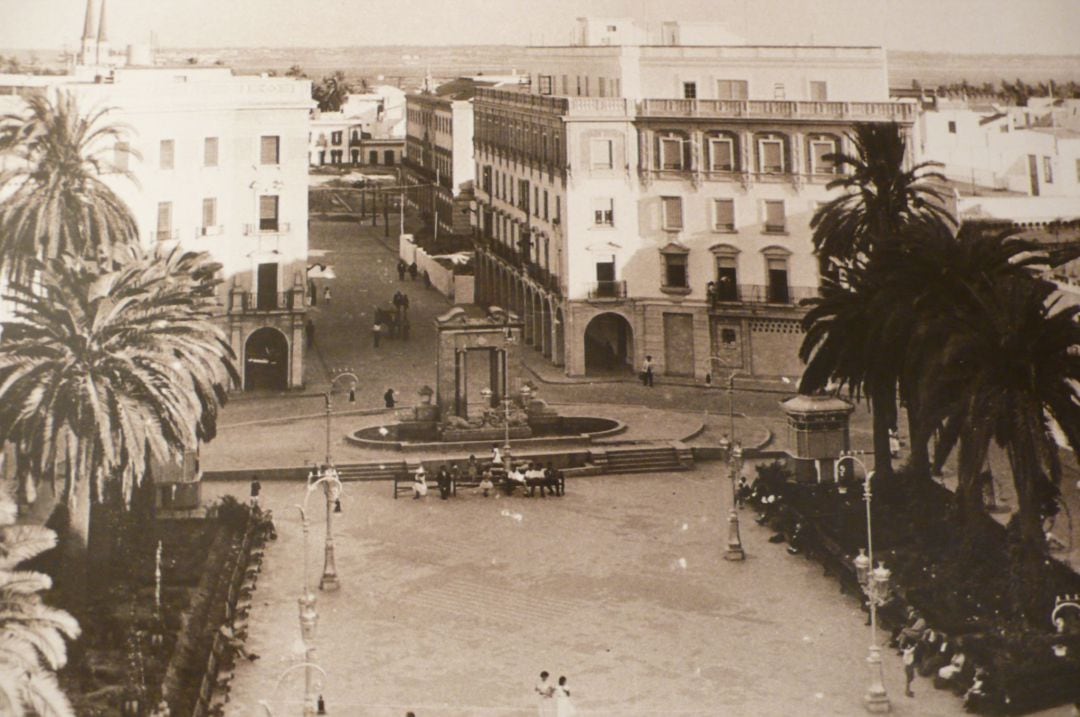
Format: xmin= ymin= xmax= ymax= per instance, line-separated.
xmin=0 ymin=0 xmax=1076 ymax=54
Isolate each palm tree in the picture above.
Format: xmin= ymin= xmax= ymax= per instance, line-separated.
xmin=313 ymin=71 xmax=351 ymax=113
xmin=0 ymin=247 xmax=237 ymax=601
xmin=804 ymin=123 xmax=953 ymax=478
xmin=927 ymin=277 xmax=1080 ymax=623
xmin=0 ymin=91 xmax=139 ymax=274
xmin=811 ymin=122 xmax=951 ymax=267
xmin=0 ymin=490 xmax=80 ymax=717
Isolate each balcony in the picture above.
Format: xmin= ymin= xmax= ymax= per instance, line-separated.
xmin=243 ymin=222 xmax=291 ymax=236
xmin=709 ymin=284 xmax=819 ymax=308
xmin=227 ymin=289 xmax=305 ymax=314
xmin=194 ymin=225 xmax=224 ymax=238
xmin=588 ymin=280 xmax=627 ymax=301
xmin=638 ymin=99 xmax=916 ymax=123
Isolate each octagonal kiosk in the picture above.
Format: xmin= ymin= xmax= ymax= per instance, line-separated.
xmin=780 ymin=394 xmax=855 ymax=483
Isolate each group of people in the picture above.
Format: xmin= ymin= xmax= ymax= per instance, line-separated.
xmin=397 ymin=258 xmax=419 ymax=282
xmin=891 ymin=607 xmax=990 ymax=708
xmin=373 ymin=292 xmax=411 ymax=346
xmin=535 ymin=671 xmax=576 ymax=717
xmin=411 ymin=450 xmax=565 ymax=500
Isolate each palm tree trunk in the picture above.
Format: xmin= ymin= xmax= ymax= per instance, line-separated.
xmin=1005 ymin=441 xmax=1051 ymax=627
xmin=870 ymin=386 xmax=895 ymax=480
xmin=903 ymin=395 xmax=932 ymax=481
xmin=57 ymin=440 xmax=92 ymax=611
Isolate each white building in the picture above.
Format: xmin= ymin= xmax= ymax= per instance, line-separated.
xmin=309 ymin=85 xmax=407 ymax=167
xmin=0 ymin=3 xmax=314 ymax=392
xmin=473 ymin=19 xmax=915 ymax=379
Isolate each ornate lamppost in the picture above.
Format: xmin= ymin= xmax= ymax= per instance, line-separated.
xmin=725 ymin=441 xmax=745 ymax=560
xmin=324 ymin=371 xmax=359 ymax=466
xmin=482 ymin=384 xmax=530 ymax=463
xmin=840 ymin=451 xmax=891 ymax=713
xmin=308 ymin=467 xmax=343 ymax=591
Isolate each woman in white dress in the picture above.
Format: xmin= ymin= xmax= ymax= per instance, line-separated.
xmin=555 ymin=676 xmax=576 ymax=717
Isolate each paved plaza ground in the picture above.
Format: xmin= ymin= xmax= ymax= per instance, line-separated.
xmin=215 ymin=473 xmax=970 ymax=717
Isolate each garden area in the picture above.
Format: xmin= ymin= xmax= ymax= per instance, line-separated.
xmin=747 ymin=460 xmax=1080 ymax=714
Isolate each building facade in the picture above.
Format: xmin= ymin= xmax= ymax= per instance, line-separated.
xmin=309 ymin=86 xmax=406 ymax=168
xmin=1 ymin=61 xmax=314 ymax=392
xmin=472 ymin=24 xmax=915 ymax=379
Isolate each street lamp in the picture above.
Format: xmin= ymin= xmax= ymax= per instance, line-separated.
xmin=482 ymin=384 xmax=528 ymax=462
xmin=839 ymin=451 xmax=891 ymax=713
xmin=725 ymin=441 xmax=745 ymax=561
xmin=308 ymin=467 xmax=343 ymax=591
xmin=324 ymin=371 xmax=359 ymax=466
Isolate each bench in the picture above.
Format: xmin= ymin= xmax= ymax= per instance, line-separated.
xmin=393 ymin=465 xmax=566 ymax=498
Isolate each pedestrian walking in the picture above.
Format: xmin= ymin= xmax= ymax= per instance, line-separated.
xmin=535 ymin=671 xmax=556 ymax=717
xmin=555 ymin=676 xmax=576 ymax=717
xmin=308 ymin=278 xmax=317 ymax=306
xmin=249 ymin=475 xmax=261 ymax=509
xmin=323 ymin=286 xmax=332 ymax=306
xmin=373 ymin=320 xmax=383 ymax=348
xmin=384 ymin=388 xmax=396 ymax=408
xmin=305 ymin=318 xmax=316 ymax=349
xmin=641 ymin=355 xmax=655 ymax=387
xmin=397 ymin=259 xmax=407 ymax=281
xmin=409 ymin=261 xmax=418 ymax=281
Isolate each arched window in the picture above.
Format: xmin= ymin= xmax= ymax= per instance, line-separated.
xmin=705 ymin=131 xmax=739 ymax=172
xmin=656 ymin=130 xmax=690 ymax=171
xmin=754 ymin=132 xmax=790 ymax=174
xmin=807 ymin=133 xmax=841 ymax=175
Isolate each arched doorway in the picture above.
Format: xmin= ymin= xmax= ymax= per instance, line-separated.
xmin=244 ymin=327 xmax=289 ymax=391
xmin=584 ymin=312 xmax=634 ymax=375
xmin=554 ymin=307 xmax=566 ymax=366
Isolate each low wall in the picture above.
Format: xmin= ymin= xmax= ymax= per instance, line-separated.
xmin=399 ymin=234 xmax=473 ymax=304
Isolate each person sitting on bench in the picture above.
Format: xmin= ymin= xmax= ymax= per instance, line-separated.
xmin=412 ymin=466 xmax=428 ymax=500
xmin=543 ymin=462 xmax=562 ymax=497
xmin=525 ymin=462 xmax=547 ymax=497
xmin=436 ymin=465 xmax=452 ymax=500
xmin=479 ymin=468 xmax=494 ymax=497
xmin=506 ymin=463 xmax=527 ymax=493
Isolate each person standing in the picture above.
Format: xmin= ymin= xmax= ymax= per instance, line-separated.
xmin=397 ymin=259 xmax=407 ymax=281
xmin=555 ymin=676 xmax=576 ymax=717
xmin=373 ymin=319 xmax=383 ymax=348
xmin=535 ymin=671 xmax=556 ymax=717
xmin=323 ymin=285 xmax=332 ymax=306
xmin=409 ymin=261 xmax=418 ymax=281
xmin=641 ymin=355 xmax=654 ymax=387
xmin=903 ymin=642 xmax=917 ymax=697
xmin=249 ymin=476 xmax=262 ymax=508
xmin=305 ymin=318 xmax=316 ymax=349
xmin=384 ymin=388 xmax=396 ymax=408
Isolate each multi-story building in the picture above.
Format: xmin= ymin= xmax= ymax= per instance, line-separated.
xmin=403 ymin=75 xmax=526 ymax=239
xmin=472 ymin=18 xmax=916 ymax=380
xmin=309 ymin=86 xmax=406 ymax=167
xmin=0 ymin=0 xmax=314 ymax=392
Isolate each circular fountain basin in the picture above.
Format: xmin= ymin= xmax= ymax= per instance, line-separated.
xmin=347 ymin=416 xmax=624 ymax=453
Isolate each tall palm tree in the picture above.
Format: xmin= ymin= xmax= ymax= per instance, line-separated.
xmin=804 ymin=123 xmax=953 ymax=478
xmin=0 ymin=91 xmax=139 ymax=274
xmin=927 ymin=277 xmax=1080 ymax=623
xmin=0 ymin=491 xmax=80 ymax=717
xmin=314 ymin=71 xmax=351 ymax=113
xmin=0 ymin=247 xmax=237 ymax=600
xmin=811 ymin=122 xmax=952 ymax=266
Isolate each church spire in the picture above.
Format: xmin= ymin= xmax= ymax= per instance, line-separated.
xmin=96 ymin=0 xmax=108 ymax=42
xmin=81 ymin=0 xmax=96 ymax=40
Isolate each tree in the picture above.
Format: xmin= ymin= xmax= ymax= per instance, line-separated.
xmin=0 ymin=490 xmax=80 ymax=716
xmin=313 ymin=71 xmax=351 ymax=113
xmin=0 ymin=92 xmax=139 ymax=275
xmin=803 ymin=123 xmax=953 ymax=479
xmin=0 ymin=248 xmax=238 ymax=601
xmin=285 ymin=64 xmax=306 ymax=79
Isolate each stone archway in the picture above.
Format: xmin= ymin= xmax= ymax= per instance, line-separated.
xmin=584 ymin=312 xmax=634 ymax=375
xmin=244 ymin=327 xmax=289 ymax=391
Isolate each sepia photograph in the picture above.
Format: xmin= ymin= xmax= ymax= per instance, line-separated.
xmin=0 ymin=0 xmax=1079 ymax=714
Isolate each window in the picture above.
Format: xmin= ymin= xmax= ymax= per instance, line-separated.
xmin=764 ymin=200 xmax=786 ymax=233
xmin=808 ymin=135 xmax=838 ymax=174
xmin=766 ymin=256 xmax=790 ymax=303
xmin=543 ymin=190 xmax=549 ymax=221
xmin=721 ymin=328 xmax=737 ymax=344
xmin=713 ymin=199 xmax=735 ymax=232
xmin=773 ymin=83 xmax=786 ymax=100
xmin=661 ymin=196 xmax=683 ymax=231
xmin=757 ymin=135 xmax=786 ymax=174
xmin=156 ymin=202 xmax=172 ymax=240
xmin=534 ymin=186 xmax=540 ymax=217
xmin=518 ymin=179 xmax=530 ymax=213
xmin=201 ymin=198 xmax=217 ymax=232
xmin=593 ymin=198 xmax=614 ymax=226
xmin=662 ymin=251 xmax=689 ymax=289
xmin=809 ymin=81 xmax=828 ymax=101
xmin=576 ymin=76 xmax=582 ymax=96
xmin=204 ymin=137 xmax=219 ymax=167
xmin=260 ymin=135 xmax=280 ymax=164
xmin=114 ymin=141 xmax=130 ymax=172
xmin=948 ymin=121 xmax=957 ymax=134
xmin=716 ymin=79 xmax=748 ymax=100
xmin=159 ymin=139 xmax=174 ymax=170
xmin=555 ymin=196 xmax=562 ymax=224
xmin=561 ymin=75 xmax=568 ymax=94
xmin=1044 ymin=156 xmax=1054 ymax=183
xmin=658 ymin=133 xmax=686 ymax=171
xmin=538 ymin=75 xmax=553 ymax=95
xmin=713 ymin=252 xmax=738 ymax=301
xmin=331 ymin=131 xmax=342 ymax=146
xmin=682 ymin=82 xmax=697 ymax=99
xmin=259 ymin=195 xmax=279 ymax=231
xmin=707 ymin=134 xmax=736 ymax=171
xmin=591 ymin=138 xmax=614 ymax=169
